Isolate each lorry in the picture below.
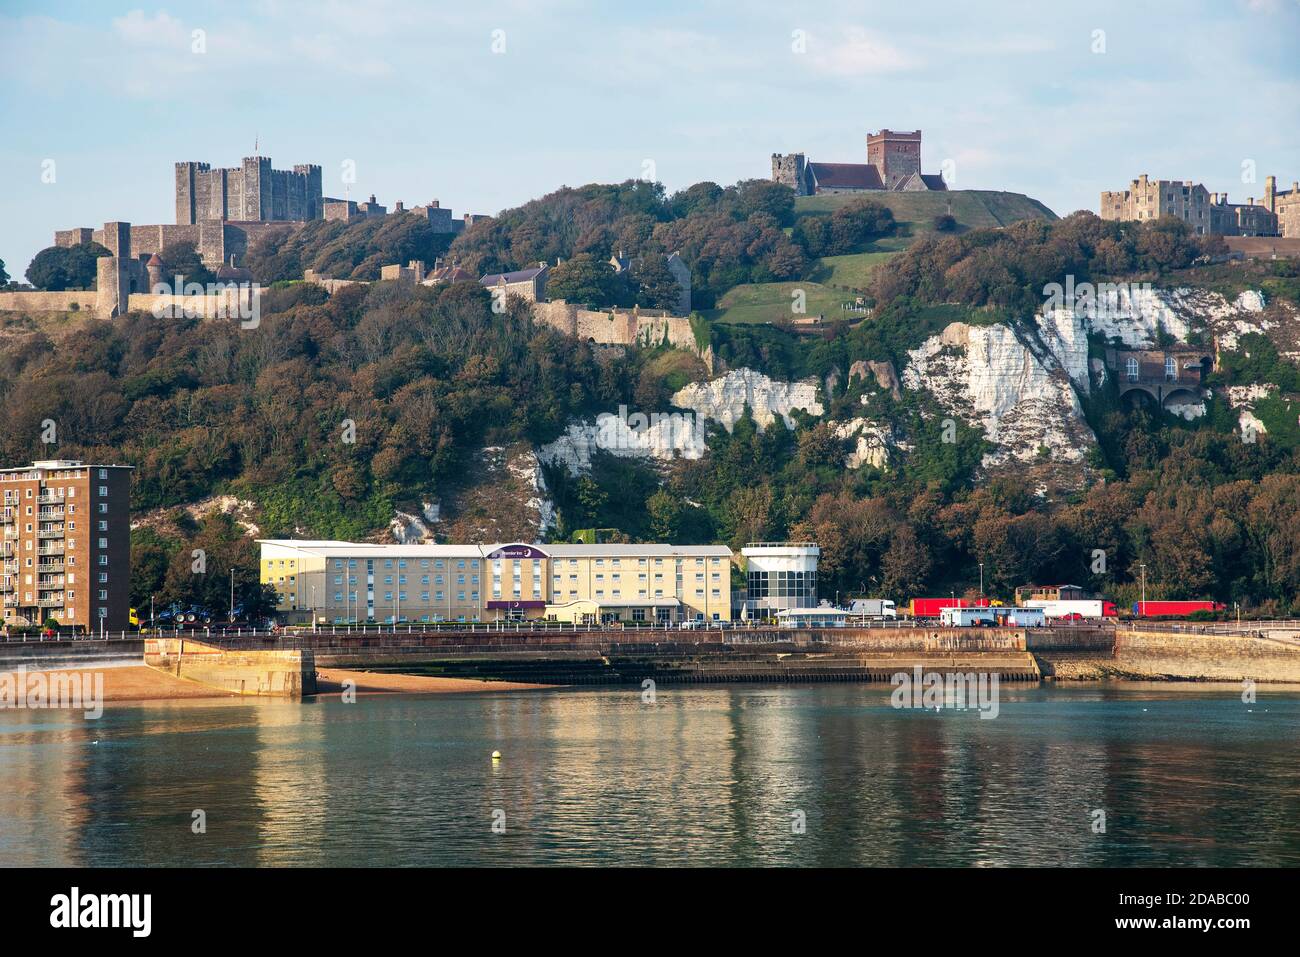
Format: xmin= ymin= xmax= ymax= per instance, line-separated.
xmin=1131 ymin=601 xmax=1226 ymax=618
xmin=908 ymin=597 xmax=991 ymax=618
xmin=847 ymin=599 xmax=897 ymax=620
xmin=1025 ymin=599 xmax=1118 ymax=620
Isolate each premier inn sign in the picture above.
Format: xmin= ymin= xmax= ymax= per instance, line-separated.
xmin=485 ymin=544 xmax=548 ymax=560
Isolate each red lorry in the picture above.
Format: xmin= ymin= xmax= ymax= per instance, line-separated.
xmin=909 ymin=597 xmax=992 ymax=618
xmin=1131 ymin=601 xmax=1226 ymax=617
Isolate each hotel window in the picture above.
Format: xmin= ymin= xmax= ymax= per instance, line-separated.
xmin=384 ymin=560 xmax=393 ymax=569
xmin=422 ymin=576 xmax=429 ymax=585
xmin=420 ymin=560 xmax=429 ymax=569
xmin=399 ymin=560 xmax=407 ymax=569
xmin=436 ymin=592 xmax=444 ymax=601
xmin=421 ymin=592 xmax=430 ymax=602
xmin=457 ymin=592 xmax=465 ymax=601
xmin=457 ymin=560 xmax=465 ymax=570
xmin=384 ymin=576 xmax=393 ymax=585
xmin=399 ymin=575 xmax=406 ymax=585
xmin=436 ymin=560 xmax=444 ymax=569
xmin=457 ymin=575 xmax=465 ymax=585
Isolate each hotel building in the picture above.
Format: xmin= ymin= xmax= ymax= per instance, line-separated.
xmin=258 ymin=540 xmax=736 ymax=625
xmin=1 ymin=460 xmax=133 ymax=631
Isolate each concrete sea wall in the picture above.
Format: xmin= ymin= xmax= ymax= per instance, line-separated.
xmin=144 ymin=637 xmax=315 ymax=698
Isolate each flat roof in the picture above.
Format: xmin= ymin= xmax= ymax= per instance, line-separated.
xmin=259 ymin=540 xmax=733 ymax=560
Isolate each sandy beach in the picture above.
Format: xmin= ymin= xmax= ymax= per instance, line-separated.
xmin=1 ymin=663 xmax=552 ymax=705
xmin=315 ymin=668 xmax=554 ymax=695
xmin=2 ymin=664 xmax=238 ymax=702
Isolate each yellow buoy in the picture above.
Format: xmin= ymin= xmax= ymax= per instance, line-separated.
xmin=491 ymin=750 xmax=502 ymax=760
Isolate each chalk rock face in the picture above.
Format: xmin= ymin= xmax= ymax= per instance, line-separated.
xmin=537 ymin=408 xmax=708 ymax=474
xmin=1048 ymin=286 xmax=1275 ymax=351
xmin=903 ymin=321 xmax=1095 ymax=467
xmin=390 ymin=511 xmax=431 ymax=543
xmin=1038 ymin=308 xmax=1092 ymax=392
xmin=834 ymin=418 xmax=897 ymax=470
xmin=672 ymin=368 xmax=824 ymax=432
xmin=505 ymin=448 xmax=556 ymax=537
xmin=849 ymin=359 xmax=903 ymax=400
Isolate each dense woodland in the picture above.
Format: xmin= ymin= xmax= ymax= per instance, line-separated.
xmin=4 ymin=180 xmax=1299 ymax=616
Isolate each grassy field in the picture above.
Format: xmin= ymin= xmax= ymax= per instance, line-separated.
xmin=701 ymin=281 xmax=860 ymax=325
xmin=706 ymin=190 xmax=1056 ymax=327
xmin=810 ymin=249 xmax=898 ymax=289
xmin=793 ymin=188 xmax=1057 ymax=232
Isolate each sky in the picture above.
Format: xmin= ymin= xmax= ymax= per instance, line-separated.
xmin=1 ymin=0 xmax=1298 ymax=280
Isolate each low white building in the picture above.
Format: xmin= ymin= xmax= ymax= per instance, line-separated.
xmin=738 ymin=542 xmax=820 ymax=618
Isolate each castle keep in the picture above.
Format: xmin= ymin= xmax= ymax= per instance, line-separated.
xmin=175 ymin=156 xmax=323 ymax=224
xmin=772 ymin=129 xmax=947 ymax=196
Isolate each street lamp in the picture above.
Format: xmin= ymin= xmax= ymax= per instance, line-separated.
xmin=229 ymin=568 xmax=235 ymax=621
xmin=1138 ymin=563 xmax=1147 ymax=615
xmin=979 ymin=562 xmax=984 ymax=598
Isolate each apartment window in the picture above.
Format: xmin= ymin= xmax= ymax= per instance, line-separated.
xmin=98 ymin=590 xmax=107 ymax=600
xmin=1126 ymin=357 xmax=1139 ymax=381
xmin=98 ymin=573 xmax=107 ymax=583
xmin=1165 ymin=356 xmax=1177 ymax=381
xmin=97 ymin=486 xmax=107 ymax=497
xmin=98 ymin=537 xmax=107 ymax=549
xmin=97 ymin=556 xmax=107 ymax=566
xmin=98 ymin=469 xmax=107 ymax=480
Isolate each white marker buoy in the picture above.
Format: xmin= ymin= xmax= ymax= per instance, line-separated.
xmin=491 ymin=750 xmax=502 ymax=760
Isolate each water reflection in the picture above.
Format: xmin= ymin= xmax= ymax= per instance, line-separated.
xmin=0 ymin=683 xmax=1296 ymax=867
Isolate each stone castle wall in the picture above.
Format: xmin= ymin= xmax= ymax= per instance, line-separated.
xmin=532 ymin=300 xmax=699 ymax=353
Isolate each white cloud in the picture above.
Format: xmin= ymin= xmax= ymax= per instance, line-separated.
xmin=808 ymin=27 xmax=920 ymax=76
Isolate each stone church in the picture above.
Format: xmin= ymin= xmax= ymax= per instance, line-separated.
xmin=772 ymin=129 xmax=947 ymax=196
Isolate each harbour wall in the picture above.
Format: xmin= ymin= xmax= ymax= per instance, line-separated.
xmin=144 ymin=637 xmax=315 ymax=698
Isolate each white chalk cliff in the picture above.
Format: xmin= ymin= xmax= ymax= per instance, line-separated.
xmin=902 ymin=321 xmax=1094 ymax=468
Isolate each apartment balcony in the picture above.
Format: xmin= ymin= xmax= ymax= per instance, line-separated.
xmin=37 ymin=544 xmax=64 ymax=555
xmin=37 ymin=528 xmax=64 ymax=540
xmin=37 ymin=596 xmax=64 ymax=607
xmin=37 ymin=578 xmax=65 ymax=589
xmin=0 ymin=513 xmax=13 ymax=525
xmin=38 ymin=508 xmax=65 ymax=519
xmin=36 ymin=493 xmax=60 ymax=504
xmin=37 ymin=561 xmax=64 ymax=572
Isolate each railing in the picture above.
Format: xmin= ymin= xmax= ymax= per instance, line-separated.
xmin=1119 ymin=619 xmax=1300 ymax=635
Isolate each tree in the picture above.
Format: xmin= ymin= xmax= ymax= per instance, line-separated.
xmin=631 ymin=253 xmax=683 ymax=311
xmin=0 ymin=258 xmax=9 ymax=285
xmin=932 ymin=213 xmax=957 ymax=233
xmin=646 ymin=489 xmax=684 ymax=541
xmin=159 ymin=242 xmax=216 ymax=287
xmin=25 ymin=242 xmax=109 ymax=291
xmin=546 ymin=253 xmax=625 ymax=307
